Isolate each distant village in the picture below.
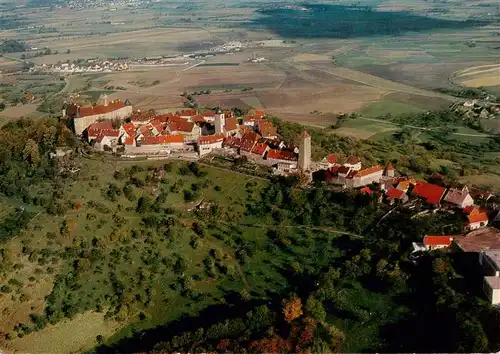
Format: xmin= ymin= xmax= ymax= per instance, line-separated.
xmin=64 ymin=95 xmax=500 ymax=306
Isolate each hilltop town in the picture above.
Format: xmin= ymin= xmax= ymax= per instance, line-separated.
xmin=62 ymin=94 xmax=500 ymax=309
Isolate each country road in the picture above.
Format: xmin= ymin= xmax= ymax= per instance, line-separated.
xmin=357 ymin=116 xmax=493 ymax=138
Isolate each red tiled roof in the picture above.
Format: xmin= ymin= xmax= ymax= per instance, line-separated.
xmin=242 ymin=131 xmax=262 ymax=142
xmin=360 ymin=187 xmax=373 ymax=195
xmin=198 ymin=133 xmax=225 ymax=145
xmin=141 ymin=134 xmax=184 ymax=145
xmin=424 ymin=235 xmax=455 ymax=247
xmin=251 ymin=143 xmax=268 ymax=156
xmin=327 ymin=154 xmax=338 ymax=164
xmin=152 ymin=114 xmax=172 ymax=123
xmin=254 ymin=110 xmax=265 ymax=119
xmin=464 ymin=205 xmax=475 ymax=215
xmin=266 ymin=149 xmax=297 ymax=161
xmin=130 ymin=110 xmax=156 ymax=122
xmin=467 ymin=209 xmax=489 ymax=224
xmin=353 ymin=165 xmax=382 ymax=178
xmin=202 ymin=111 xmax=216 ymax=117
xmin=124 ymin=136 xmax=135 ymax=145
xmin=224 ymin=117 xmax=238 ymax=131
xmin=76 ymin=100 xmax=126 ymax=118
xmin=192 ymin=115 xmax=205 ymax=123
xmin=88 ymin=121 xmax=113 ymax=136
xmin=223 ymin=136 xmax=242 ymax=148
xmin=386 ymin=187 xmax=405 ymax=200
xmin=258 ymin=121 xmax=278 ymax=138
xmin=385 ymin=163 xmax=394 ymax=171
xmin=345 ymin=155 xmax=361 ymax=165
xmin=240 ymin=139 xmax=256 ymax=152
xmin=178 ymin=109 xmax=197 ymax=117
xmin=122 ymin=122 xmax=136 ymax=136
xmin=167 ymin=119 xmax=195 ymax=133
xmin=412 ymin=181 xmax=447 ymax=205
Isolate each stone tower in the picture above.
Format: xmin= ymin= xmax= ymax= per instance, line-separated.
xmin=215 ymin=107 xmax=225 ymax=134
xmin=298 ymin=130 xmax=311 ymax=171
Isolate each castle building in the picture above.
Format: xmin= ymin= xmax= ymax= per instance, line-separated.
xmin=65 ymin=94 xmax=133 ymax=135
xmin=298 ymin=130 xmax=311 ymax=171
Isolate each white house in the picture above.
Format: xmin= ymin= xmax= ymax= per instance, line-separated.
xmin=344 ymin=156 xmax=362 ymax=171
xmin=444 ymin=187 xmax=475 ymax=208
xmin=197 ymin=134 xmax=225 ymax=156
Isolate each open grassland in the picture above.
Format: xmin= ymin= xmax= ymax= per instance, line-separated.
xmin=452 ymin=64 xmax=500 ymax=88
xmin=9 ymin=311 xmax=119 ymax=353
xmin=2 ymin=155 xmax=390 ymax=352
xmin=1 ymin=158 xmax=277 ymax=352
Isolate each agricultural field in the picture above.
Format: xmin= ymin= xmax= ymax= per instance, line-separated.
xmin=452 ymin=64 xmax=500 ymax=88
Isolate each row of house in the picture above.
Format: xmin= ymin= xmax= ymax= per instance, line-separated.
xmin=83 ymin=105 xmax=312 ymax=173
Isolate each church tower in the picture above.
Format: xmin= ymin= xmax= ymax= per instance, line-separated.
xmin=298 ymin=130 xmax=311 ymax=171
xmin=215 ymin=107 xmax=225 ymax=134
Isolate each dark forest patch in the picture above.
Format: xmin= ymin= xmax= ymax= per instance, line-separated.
xmin=247 ymin=4 xmax=486 ymax=39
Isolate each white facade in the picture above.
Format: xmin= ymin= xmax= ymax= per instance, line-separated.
xmin=484 ymin=277 xmax=500 ymax=305
xmin=344 ymin=161 xmax=362 ymax=171
xmin=73 ymin=105 xmax=132 ymax=135
xmin=468 ymin=220 xmax=489 ymax=230
xmin=198 ymin=141 xmax=224 ymax=156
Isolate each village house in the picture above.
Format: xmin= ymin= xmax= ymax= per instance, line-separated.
xmin=396 ymin=178 xmax=416 ymax=192
xmin=222 ymin=136 xmax=242 ymax=154
xmin=259 ymin=138 xmax=285 ymax=150
xmin=243 ymin=115 xmax=262 ymax=127
xmin=250 ymin=142 xmax=269 ymax=158
xmin=130 ymin=110 xmax=157 ymax=126
xmin=344 ymin=156 xmax=362 ymax=171
xmin=202 ymin=110 xmax=216 ymax=122
xmin=383 ymin=163 xmax=395 ymax=178
xmin=479 ymin=250 xmax=500 ymax=305
xmin=320 ymin=154 xmax=340 ymax=169
xmin=87 ymin=121 xmax=116 ymax=142
xmin=257 ymin=121 xmax=278 ymax=139
xmin=65 ymin=95 xmax=133 ymax=135
xmin=240 ymin=139 xmax=257 ymax=156
xmin=444 ymin=186 xmax=475 ymax=208
xmin=423 ymin=235 xmax=456 ymax=250
xmin=266 ymin=149 xmax=298 ymax=167
xmin=131 ymin=134 xmax=186 ymax=154
xmin=224 ymin=117 xmax=239 ymax=136
xmin=178 ymin=108 xmax=197 ymax=119
xmin=466 ymin=206 xmax=489 ymax=230
xmin=411 ymin=181 xmax=447 ymax=206
xmin=345 ymin=165 xmax=384 ymax=188
xmin=94 ymin=131 xmax=120 ymax=151
xmin=197 ymin=134 xmax=225 ymax=156
xmin=166 ymin=119 xmax=201 ymax=143
xmin=385 ymin=187 xmax=409 ymax=205
xmin=254 ymin=109 xmax=266 ymax=119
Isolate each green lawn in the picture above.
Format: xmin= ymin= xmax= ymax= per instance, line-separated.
xmin=359 ymin=99 xmax=424 ymax=118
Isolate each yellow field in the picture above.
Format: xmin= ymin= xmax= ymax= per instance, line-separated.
xmin=8 ymin=311 xmax=120 ymax=353
xmin=452 ymin=64 xmax=500 ymax=87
